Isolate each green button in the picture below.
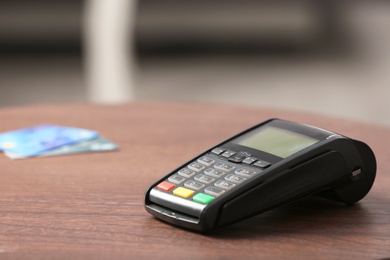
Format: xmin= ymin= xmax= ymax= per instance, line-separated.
xmin=193 ymin=193 xmax=215 ymax=204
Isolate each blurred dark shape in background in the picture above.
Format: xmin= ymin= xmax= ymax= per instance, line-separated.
xmin=0 ymin=0 xmax=82 ymax=55
xmin=0 ymin=0 xmax=347 ymax=57
xmin=0 ymin=0 xmax=389 ymax=125
xmin=136 ymin=0 xmax=347 ymax=57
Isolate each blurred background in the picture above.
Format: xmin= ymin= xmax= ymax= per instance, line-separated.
xmin=0 ymin=0 xmax=389 ymax=126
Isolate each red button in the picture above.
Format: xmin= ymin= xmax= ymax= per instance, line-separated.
xmin=157 ymin=181 xmax=175 ymax=192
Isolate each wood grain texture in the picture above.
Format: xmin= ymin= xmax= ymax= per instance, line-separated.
xmin=0 ymin=102 xmax=389 ymax=259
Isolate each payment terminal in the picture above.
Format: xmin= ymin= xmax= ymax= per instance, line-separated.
xmin=144 ymin=119 xmax=376 ymax=232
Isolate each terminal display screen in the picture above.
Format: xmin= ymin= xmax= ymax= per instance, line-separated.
xmin=235 ymin=126 xmax=319 ymax=158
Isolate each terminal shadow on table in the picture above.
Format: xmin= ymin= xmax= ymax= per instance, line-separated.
xmin=207 ymin=196 xmax=371 ymax=238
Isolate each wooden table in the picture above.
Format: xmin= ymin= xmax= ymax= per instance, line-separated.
xmin=1 ymin=102 xmax=389 ymax=259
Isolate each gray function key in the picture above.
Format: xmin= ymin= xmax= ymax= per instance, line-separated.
xmin=204 ymin=168 xmax=225 ymax=178
xmin=215 ymin=180 xmax=236 ymax=190
xmin=242 ymin=157 xmax=258 ymax=165
xmin=211 ymin=147 xmax=226 ymax=155
xmin=194 ymin=174 xmax=215 ymax=184
xmin=184 ymin=180 xmax=205 ymax=191
xmin=221 ymin=150 xmax=236 ymax=158
xmin=225 ymin=174 xmax=246 ymax=184
xmin=197 ymin=156 xmax=215 ymax=166
xmin=235 ymin=168 xmax=257 ymax=178
xmin=178 ymin=168 xmax=196 ymax=178
xmin=204 ymin=186 xmax=225 ymax=197
xmin=228 ymin=154 xmax=246 ymax=163
xmin=188 ymin=162 xmax=206 ymax=172
xmin=168 ymin=174 xmax=186 ymax=184
xmin=214 ymin=162 xmax=235 ymax=172
xmin=253 ymin=160 xmax=271 ymax=169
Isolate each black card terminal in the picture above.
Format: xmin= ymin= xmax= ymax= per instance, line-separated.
xmin=144 ymin=119 xmax=376 ymax=232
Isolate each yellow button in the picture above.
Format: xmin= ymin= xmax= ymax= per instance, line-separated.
xmin=173 ymin=187 xmax=195 ymax=198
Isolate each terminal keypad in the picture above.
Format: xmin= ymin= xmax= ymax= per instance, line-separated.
xmin=156 ymin=148 xmax=271 ymax=205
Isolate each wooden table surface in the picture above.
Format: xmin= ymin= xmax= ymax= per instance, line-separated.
xmin=1 ymin=102 xmax=389 ymax=259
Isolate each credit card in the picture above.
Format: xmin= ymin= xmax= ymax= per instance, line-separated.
xmin=4 ymin=136 xmax=118 ymax=159
xmin=0 ymin=124 xmax=98 ymax=157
